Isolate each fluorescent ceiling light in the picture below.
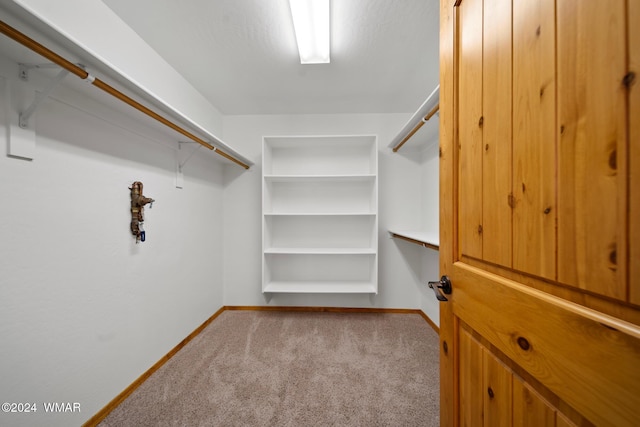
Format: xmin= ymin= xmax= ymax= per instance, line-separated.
xmin=288 ymin=0 xmax=330 ymax=64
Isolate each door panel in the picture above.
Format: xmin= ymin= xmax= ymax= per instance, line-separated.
xmin=512 ymin=0 xmax=556 ymax=280
xmin=630 ymin=0 xmax=639 ymax=306
xmin=457 ymin=313 xmax=603 ymax=426
xmin=439 ymin=0 xmax=640 ymax=425
xmin=438 ymin=1 xmax=457 ymax=425
xmin=457 ymin=0 xmax=483 ymax=259
xmin=557 ymin=0 xmax=627 ymax=299
xmin=556 ymin=413 xmax=578 ymax=427
xmin=481 ymin=0 xmax=512 ymax=267
xmin=459 ymin=329 xmax=483 ymax=426
xmin=512 ymin=379 xmax=555 ymax=427
xmin=453 ymin=263 xmax=640 ymax=426
xmin=482 ymin=343 xmax=512 ymax=427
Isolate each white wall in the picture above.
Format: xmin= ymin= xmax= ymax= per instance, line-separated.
xmin=420 ymin=142 xmax=441 ymax=326
xmin=222 ymin=114 xmax=439 ymax=310
xmin=0 ymin=55 xmax=226 ymax=427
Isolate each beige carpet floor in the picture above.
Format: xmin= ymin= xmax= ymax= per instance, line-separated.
xmin=99 ymin=310 xmax=440 ymax=426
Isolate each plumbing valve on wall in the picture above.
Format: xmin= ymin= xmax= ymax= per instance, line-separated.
xmin=129 ymin=181 xmax=154 ymax=243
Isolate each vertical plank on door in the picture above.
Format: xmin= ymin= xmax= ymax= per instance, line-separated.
xmin=556 ymin=413 xmax=578 ymax=427
xmin=458 ymin=0 xmax=484 ymax=259
xmin=513 ymin=377 xmax=556 ymax=426
xmin=629 ymin=0 xmax=640 ymax=305
xmin=512 ymin=0 xmax=556 ymax=280
xmin=483 ymin=349 xmax=512 ymax=427
xmin=556 ymin=0 xmax=627 ymax=299
xmin=482 ymin=0 xmax=512 ymax=267
xmin=439 ymin=0 xmax=459 ymax=425
xmin=459 ymin=329 xmax=484 ymax=426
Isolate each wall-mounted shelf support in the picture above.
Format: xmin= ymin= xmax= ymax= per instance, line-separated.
xmin=19 ymin=67 xmax=69 ymax=129
xmin=177 ymin=140 xmax=204 ymax=168
xmin=175 ymin=141 xmax=206 ymax=189
xmin=19 ymin=62 xmax=60 ymax=81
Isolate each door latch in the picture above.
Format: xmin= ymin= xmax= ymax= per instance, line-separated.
xmin=428 ymin=276 xmax=452 ymax=302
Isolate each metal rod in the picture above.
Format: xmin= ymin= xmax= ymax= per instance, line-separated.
xmin=0 ymin=20 xmax=250 ymax=169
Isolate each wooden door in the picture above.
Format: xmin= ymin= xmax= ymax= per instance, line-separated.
xmin=439 ymin=0 xmax=640 ymax=425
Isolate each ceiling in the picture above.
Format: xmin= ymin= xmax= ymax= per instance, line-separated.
xmin=101 ymin=0 xmax=441 ymax=116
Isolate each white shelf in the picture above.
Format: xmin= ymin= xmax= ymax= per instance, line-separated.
xmin=264 ymin=174 xmax=376 ymax=182
xmin=264 ymin=135 xmax=377 ymax=175
xmin=264 ymin=212 xmax=376 ymax=216
xmin=265 ymin=248 xmax=376 ymax=254
xmin=264 ymin=176 xmax=376 ymax=214
xmin=264 ymin=253 xmax=376 ymax=286
xmin=263 ymin=135 xmax=378 ymax=294
xmin=263 ymin=281 xmax=378 ymax=294
xmin=264 ymin=215 xmax=375 ymax=250
xmin=263 ymin=281 xmax=377 ymax=294
xmin=388 ymin=229 xmax=439 ymax=250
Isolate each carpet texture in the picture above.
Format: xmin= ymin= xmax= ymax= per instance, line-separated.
xmin=99 ymin=311 xmax=440 ymax=426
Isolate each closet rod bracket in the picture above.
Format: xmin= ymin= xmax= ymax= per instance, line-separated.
xmin=177 ymin=141 xmax=208 ymax=170
xmin=19 ymin=68 xmax=69 ymax=129
xmin=18 ymin=62 xmax=60 ymax=81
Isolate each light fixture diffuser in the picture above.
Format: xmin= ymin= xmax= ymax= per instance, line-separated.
xmin=288 ymin=0 xmax=330 ymax=64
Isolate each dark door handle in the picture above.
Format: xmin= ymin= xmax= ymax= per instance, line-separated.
xmin=428 ymin=276 xmax=452 ymax=302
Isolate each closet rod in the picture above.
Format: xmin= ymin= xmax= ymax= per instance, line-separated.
xmin=392 ymin=103 xmax=439 ymax=152
xmin=388 ymin=85 xmax=439 ymax=153
xmin=0 ymin=20 xmax=250 ymax=170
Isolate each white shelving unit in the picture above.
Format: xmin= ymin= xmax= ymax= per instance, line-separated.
xmin=262 ymin=135 xmax=378 ymax=294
